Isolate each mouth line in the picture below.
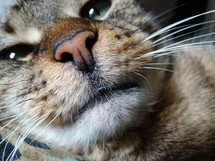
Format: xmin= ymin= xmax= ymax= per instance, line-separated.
xmin=76 ymin=82 xmax=139 ymax=118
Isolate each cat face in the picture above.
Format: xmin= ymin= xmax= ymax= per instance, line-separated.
xmin=0 ymin=0 xmax=164 ymax=147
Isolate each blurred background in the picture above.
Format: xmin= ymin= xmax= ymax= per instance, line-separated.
xmin=143 ymin=0 xmax=215 ymax=37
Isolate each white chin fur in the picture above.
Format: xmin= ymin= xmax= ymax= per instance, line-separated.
xmin=31 ymin=88 xmax=150 ymax=147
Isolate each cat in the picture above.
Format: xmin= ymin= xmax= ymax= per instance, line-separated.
xmin=0 ymin=0 xmax=214 ymax=160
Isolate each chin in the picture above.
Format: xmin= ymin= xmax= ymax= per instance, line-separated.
xmin=28 ymin=86 xmax=151 ymax=148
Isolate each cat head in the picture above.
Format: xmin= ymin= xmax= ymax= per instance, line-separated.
xmin=0 ymin=0 xmax=166 ymax=147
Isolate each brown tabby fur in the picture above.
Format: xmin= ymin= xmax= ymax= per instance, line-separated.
xmin=0 ymin=0 xmax=214 ymax=160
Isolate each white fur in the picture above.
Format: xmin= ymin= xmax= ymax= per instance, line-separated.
xmin=23 ymin=28 xmax=42 ymax=44
xmin=28 ymin=88 xmax=150 ymax=147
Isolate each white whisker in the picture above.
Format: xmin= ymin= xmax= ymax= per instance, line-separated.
xmin=7 ymin=113 xmax=49 ymax=161
xmin=0 ymin=114 xmax=20 ymax=122
xmin=154 ymin=26 xmax=215 ymax=48
xmin=33 ymin=114 xmax=59 ymax=141
xmin=146 ymin=63 xmax=174 ymax=66
xmin=154 ymin=50 xmax=184 ymax=58
xmin=1 ymin=111 xmax=38 ymax=161
xmin=0 ymin=105 xmax=44 ymax=161
xmin=142 ymin=66 xmax=175 ymax=73
xmin=160 ymin=32 xmax=215 ymax=49
xmin=137 ymin=5 xmax=181 ymax=31
xmin=143 ymin=10 xmax=215 ymax=42
xmin=153 ymin=21 xmax=215 ymax=47
xmin=141 ymin=41 xmax=215 ymax=58
xmin=0 ymin=115 xmax=24 ymax=134
xmin=133 ymin=71 xmax=152 ymax=90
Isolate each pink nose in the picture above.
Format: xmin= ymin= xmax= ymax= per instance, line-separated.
xmin=54 ymin=31 xmax=96 ymax=72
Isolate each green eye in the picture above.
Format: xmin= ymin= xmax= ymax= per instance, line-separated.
xmin=0 ymin=44 xmax=35 ymax=61
xmin=80 ymin=0 xmax=111 ymax=20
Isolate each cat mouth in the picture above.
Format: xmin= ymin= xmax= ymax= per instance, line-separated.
xmin=76 ymin=82 xmax=139 ymax=118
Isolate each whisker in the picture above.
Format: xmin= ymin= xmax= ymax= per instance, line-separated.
xmin=0 ymin=116 xmax=23 ymax=134
xmin=132 ymin=4 xmax=184 ymax=34
xmin=141 ymin=40 xmax=215 ymax=58
xmin=0 ymin=105 xmax=43 ymax=144
xmin=125 ymin=29 xmax=214 ymax=62
xmin=154 ymin=50 xmax=184 ymax=58
xmin=142 ymin=66 xmax=175 ymax=73
xmin=154 ymin=43 xmax=215 ymax=59
xmin=153 ymin=20 xmax=215 ymax=47
xmin=33 ymin=114 xmax=59 ymax=141
xmin=7 ymin=113 xmax=49 ymax=161
xmin=1 ymin=109 xmax=42 ymax=161
xmin=133 ymin=71 xmax=152 ymax=91
xmin=160 ymin=32 xmax=215 ymax=49
xmin=143 ymin=10 xmax=215 ymax=42
xmin=146 ymin=62 xmax=174 ymax=66
xmin=0 ymin=114 xmax=22 ymax=122
xmin=158 ymin=24 xmax=190 ymax=35
xmin=154 ymin=25 xmax=215 ymax=48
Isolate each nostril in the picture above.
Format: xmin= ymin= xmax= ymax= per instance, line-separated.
xmin=86 ymin=36 xmax=97 ymax=53
xmin=61 ymin=52 xmax=74 ymax=62
xmin=54 ymin=30 xmax=97 ymax=73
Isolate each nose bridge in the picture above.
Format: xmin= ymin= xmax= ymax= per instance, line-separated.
xmin=50 ymin=18 xmax=95 ymax=38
